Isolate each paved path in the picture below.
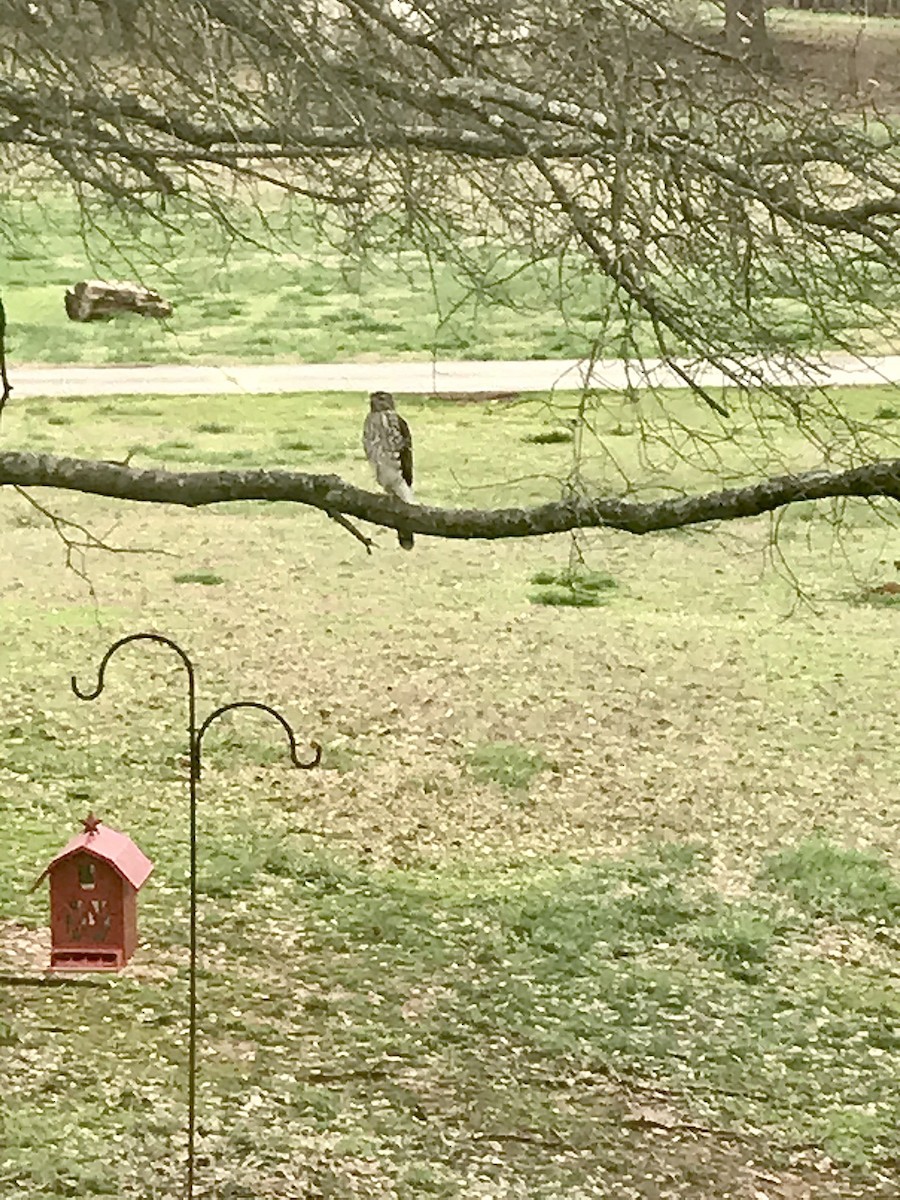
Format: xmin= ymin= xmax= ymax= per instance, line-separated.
xmin=11 ymin=352 xmax=900 ymax=399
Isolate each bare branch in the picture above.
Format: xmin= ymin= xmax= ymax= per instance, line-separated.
xmin=0 ymin=0 xmax=897 ymax=428
xmin=328 ymin=510 xmax=375 ymax=553
xmin=0 ymin=297 xmax=10 ymax=424
xmin=11 ymin=484 xmax=176 ymax=599
xmin=1 ymin=453 xmax=897 ymax=540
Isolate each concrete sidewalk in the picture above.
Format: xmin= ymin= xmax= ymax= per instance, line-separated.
xmin=11 ymin=352 xmax=900 ymax=399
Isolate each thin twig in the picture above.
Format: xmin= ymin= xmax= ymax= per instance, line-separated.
xmin=0 ymin=297 xmax=10 ymax=425
xmin=12 ymin=486 xmax=177 ymax=600
xmin=328 ymin=510 xmax=374 ymax=553
xmin=472 ymin=1129 xmax=573 ymax=1150
xmin=622 ymin=1109 xmax=753 ymax=1142
xmin=101 ymin=451 xmax=136 ymax=468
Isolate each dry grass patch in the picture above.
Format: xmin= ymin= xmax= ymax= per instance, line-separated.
xmin=1 ymin=387 xmax=899 ymax=1197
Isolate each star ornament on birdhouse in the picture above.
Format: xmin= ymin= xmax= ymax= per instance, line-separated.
xmin=33 ymin=813 xmax=153 ymax=971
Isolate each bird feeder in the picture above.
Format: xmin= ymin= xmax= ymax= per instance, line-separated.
xmin=33 ymin=813 xmax=153 ymax=971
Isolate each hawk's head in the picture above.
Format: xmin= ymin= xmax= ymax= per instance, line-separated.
xmin=369 ymin=391 xmax=395 ymax=412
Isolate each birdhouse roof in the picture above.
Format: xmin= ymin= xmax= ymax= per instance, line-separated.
xmin=34 ymin=822 xmax=153 ymax=891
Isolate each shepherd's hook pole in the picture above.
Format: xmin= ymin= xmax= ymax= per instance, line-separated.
xmin=72 ymin=633 xmax=321 ymax=1200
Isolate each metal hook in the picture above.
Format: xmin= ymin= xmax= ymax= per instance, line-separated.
xmin=71 ymin=632 xmax=196 ymax=702
xmin=195 ymin=701 xmax=322 ymax=775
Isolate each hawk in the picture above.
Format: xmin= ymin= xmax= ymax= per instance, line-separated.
xmin=363 ymin=391 xmax=415 ymax=550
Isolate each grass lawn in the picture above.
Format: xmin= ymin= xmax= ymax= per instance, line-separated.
xmin=0 ymin=191 xmax=633 ymax=366
xmin=2 ymin=189 xmax=897 ymax=368
xmin=1 ymin=387 xmax=900 ymax=1198
xmin=767 ymin=9 xmax=900 ymax=114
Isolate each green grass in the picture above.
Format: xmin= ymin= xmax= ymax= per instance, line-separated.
xmin=764 ymin=838 xmax=900 ymax=923
xmin=1 ymin=190 xmax=897 ymax=367
xmin=2 ymin=384 xmax=900 ymax=1197
xmin=193 ymin=421 xmax=234 ymax=435
xmin=466 ymin=741 xmax=552 ymax=791
xmin=0 ymin=192 xmax=632 ymax=365
xmin=852 ymin=585 xmax=900 ymax=608
xmin=768 ymin=8 xmax=900 ymax=36
xmin=530 ymin=567 xmax=619 ymax=608
xmin=172 ymin=570 xmax=226 ymax=586
xmin=522 ymin=428 xmax=574 ymax=445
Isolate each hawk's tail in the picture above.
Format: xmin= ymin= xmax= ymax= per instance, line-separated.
xmin=398 ymin=530 xmax=414 ymax=551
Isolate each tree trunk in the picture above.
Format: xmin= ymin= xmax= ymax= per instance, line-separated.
xmin=64 ymin=280 xmax=173 ymax=322
xmin=724 ymin=0 xmax=775 ymax=67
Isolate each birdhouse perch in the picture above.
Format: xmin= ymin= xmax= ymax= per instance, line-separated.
xmin=33 ymin=813 xmax=153 ymax=971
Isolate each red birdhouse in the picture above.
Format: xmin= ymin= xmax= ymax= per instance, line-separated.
xmin=33 ymin=813 xmax=153 ymax=971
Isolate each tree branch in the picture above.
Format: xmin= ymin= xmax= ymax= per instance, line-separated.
xmin=0 ymin=298 xmax=10 ymax=424
xmin=0 ymin=1 xmax=897 ymax=414
xmin=1 ymin=452 xmax=897 ymax=540
xmin=328 ymin=510 xmax=374 ymax=553
xmin=10 ymin=484 xmax=175 ymax=600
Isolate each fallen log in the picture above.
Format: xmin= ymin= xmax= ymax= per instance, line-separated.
xmin=64 ymin=280 xmax=173 ymax=322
